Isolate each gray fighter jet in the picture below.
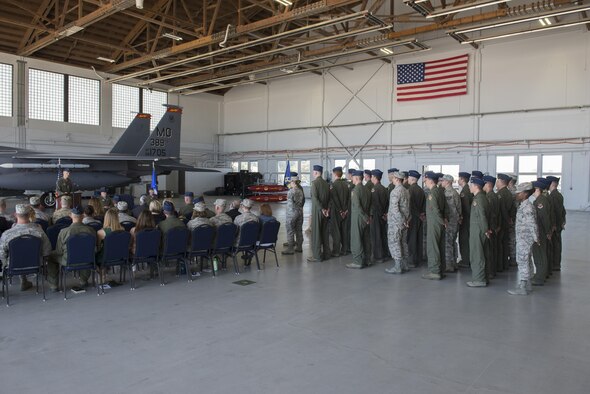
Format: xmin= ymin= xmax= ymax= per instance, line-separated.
xmin=0 ymin=105 xmax=217 ymax=206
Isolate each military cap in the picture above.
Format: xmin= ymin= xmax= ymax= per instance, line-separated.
xmin=193 ymin=202 xmax=206 ymax=212
xmin=470 ymin=177 xmax=485 ymax=187
xmin=347 ymin=168 xmax=356 ymax=175
xmin=15 ymin=204 xmax=29 ymax=215
xmin=516 ymin=182 xmax=534 ymax=193
xmin=424 ymin=171 xmax=437 ymax=180
xmin=99 ymin=187 xmax=108 ymax=193
xmin=393 ymin=171 xmax=406 ymax=180
xmin=537 ymin=178 xmax=551 ymax=188
xmin=371 ymin=169 xmax=383 ymax=178
xmin=546 ymin=176 xmax=560 ymax=184
xmin=71 ymin=205 xmax=83 ymax=215
xmin=193 ymin=196 xmax=204 ymax=204
xmin=458 ymin=172 xmax=471 ymax=180
xmin=408 ymin=170 xmax=421 ymax=179
xmin=532 ymin=180 xmax=547 ymax=190
xmin=352 ymin=170 xmax=364 ymax=177
xmin=401 ymin=171 xmax=409 ymax=178
xmin=290 ymin=171 xmax=298 ymax=177
xmin=332 ymin=166 xmax=343 ymax=173
xmin=29 ymin=196 xmax=41 ymax=205
xmin=471 ymin=170 xmax=483 ymax=178
xmin=184 ymin=191 xmax=194 ymax=198
xmin=214 ymin=198 xmax=227 ymax=207
xmin=442 ymin=174 xmax=454 ymax=183
xmin=387 ymin=168 xmax=399 ymax=174
xmin=291 ymin=174 xmax=299 ymax=181
xmin=497 ymin=173 xmax=511 ymax=182
xmin=435 ymin=173 xmax=444 ymax=180
xmin=483 ymin=175 xmax=496 ymax=184
xmin=62 ymin=168 xmax=71 ymax=173
xmin=313 ymin=165 xmax=323 ymax=172
xmin=364 ymin=169 xmax=372 ymax=176
xmin=112 ymin=195 xmax=121 ymax=202
xmin=162 ymin=201 xmax=175 ymax=212
xmin=117 ymin=201 xmax=128 ymax=211
xmin=241 ymin=198 xmax=253 ymax=208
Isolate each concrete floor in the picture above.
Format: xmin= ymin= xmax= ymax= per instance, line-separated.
xmin=1 ymin=199 xmax=589 ymax=394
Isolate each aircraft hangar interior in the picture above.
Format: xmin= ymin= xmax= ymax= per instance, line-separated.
xmin=0 ymin=1 xmax=589 ymax=393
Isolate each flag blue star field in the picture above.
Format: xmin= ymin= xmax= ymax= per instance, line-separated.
xmin=396 ymin=54 xmax=469 ymax=102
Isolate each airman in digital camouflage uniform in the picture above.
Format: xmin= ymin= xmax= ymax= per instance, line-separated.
xmin=282 ymin=173 xmax=305 ymax=255
xmin=508 ymin=182 xmax=539 ymax=295
xmin=385 ymin=171 xmax=410 ymax=274
xmin=441 ymin=174 xmax=461 ymax=272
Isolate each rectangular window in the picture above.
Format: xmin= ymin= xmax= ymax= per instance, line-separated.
xmin=518 ymin=155 xmax=537 ymax=173
xmin=496 ymin=155 xmax=515 ymax=174
xmin=277 ymin=161 xmax=287 ymax=173
xmin=231 ymin=162 xmax=239 ymax=172
xmin=300 ymin=173 xmax=311 ymax=186
xmin=0 ymin=63 xmax=12 ymax=117
xmin=29 ymin=69 xmax=64 ymax=122
xmin=542 ymin=155 xmax=562 ymax=174
xmin=363 ymin=159 xmax=375 ymax=171
xmin=334 ymin=159 xmax=347 ymax=169
xmin=112 ymin=83 xmax=140 ymax=128
xmin=68 ymin=76 xmax=100 ymax=125
xmin=142 ymin=89 xmax=167 ymax=129
xmin=300 ymin=160 xmax=310 ymax=174
xmin=250 ymin=161 xmax=258 ymax=172
xmin=240 ymin=162 xmax=249 ymax=171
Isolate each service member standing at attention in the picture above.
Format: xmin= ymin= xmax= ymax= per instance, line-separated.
xmin=370 ymin=169 xmax=388 ymax=264
xmin=507 ymin=174 xmax=518 ymax=267
xmin=343 ymin=168 xmax=356 ymax=255
xmin=329 ymin=167 xmax=350 ymax=257
xmin=282 ymin=174 xmax=305 ymax=255
xmin=496 ymin=173 xmax=515 ymax=272
xmin=387 ymin=168 xmax=399 ymax=195
xmin=0 ymin=204 xmax=52 ymax=291
xmin=385 ymin=171 xmax=410 ymax=274
xmin=441 ymin=174 xmax=461 ymax=273
xmin=457 ymin=172 xmax=473 ymax=269
xmin=178 ymin=192 xmax=195 ymax=219
xmin=467 ymin=177 xmax=490 ymax=287
xmin=483 ymin=175 xmax=500 ymax=278
xmin=308 ymin=165 xmax=330 ymax=263
xmin=531 ymin=181 xmax=552 ymax=286
xmin=363 ymin=169 xmax=373 ymax=192
xmin=422 ymin=171 xmax=446 ymax=280
xmin=546 ymin=176 xmax=566 ymax=271
xmin=507 ymin=182 xmax=539 ymax=296
xmin=346 ymin=170 xmax=371 ymax=269
xmin=407 ymin=170 xmax=425 ymax=268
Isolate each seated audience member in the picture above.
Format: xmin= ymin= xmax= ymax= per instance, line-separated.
xmin=88 ymin=197 xmax=105 ymax=221
xmin=130 ymin=210 xmax=156 ymax=255
xmin=83 ymin=205 xmax=101 ymax=225
xmin=194 ymin=195 xmax=215 ymax=218
xmin=187 ymin=202 xmax=211 ymax=230
xmin=259 ymin=204 xmax=276 ymax=223
xmin=179 ymin=192 xmax=195 ymax=219
xmin=117 ymin=201 xmax=137 ymax=224
xmin=149 ymin=200 xmax=165 ymax=225
xmin=96 ymin=208 xmax=124 ymax=285
xmin=47 ymin=206 xmax=96 ymax=292
xmin=0 ymin=198 xmax=13 ymax=221
xmin=132 ymin=194 xmax=149 ymax=218
xmin=29 ymin=196 xmax=50 ymax=222
xmin=0 ymin=204 xmax=52 ymax=291
xmin=210 ymin=199 xmax=233 ymax=227
xmin=157 ymin=201 xmax=186 ymax=245
xmin=234 ymin=199 xmax=259 ymax=227
xmin=226 ymin=200 xmax=241 ymax=222
xmin=52 ymin=195 xmax=72 ymax=224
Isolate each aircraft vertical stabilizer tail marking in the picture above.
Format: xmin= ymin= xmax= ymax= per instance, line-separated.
xmin=109 ymin=113 xmax=151 ymax=155
xmin=136 ymin=105 xmax=182 ymax=159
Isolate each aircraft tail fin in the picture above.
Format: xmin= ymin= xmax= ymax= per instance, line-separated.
xmin=136 ymin=105 xmax=182 ymax=159
xmin=110 ymin=113 xmax=151 ymax=155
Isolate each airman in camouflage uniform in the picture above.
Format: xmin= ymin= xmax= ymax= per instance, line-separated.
xmin=210 ymin=199 xmax=233 ymax=227
xmin=55 ymin=169 xmax=73 ymax=197
xmin=508 ymin=182 xmax=539 ymax=295
xmin=52 ymin=195 xmax=72 ymax=224
xmin=0 ymin=204 xmax=52 ymax=291
xmin=283 ymin=173 xmax=305 ymax=255
xmin=386 ymin=168 xmax=399 ymax=196
xmin=187 ymin=202 xmax=212 ymax=230
xmin=441 ymin=175 xmax=461 ymax=272
xmin=385 ymin=171 xmax=410 ymax=274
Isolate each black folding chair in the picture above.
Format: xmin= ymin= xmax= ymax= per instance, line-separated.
xmin=256 ymin=220 xmax=281 ymax=269
xmin=35 ymin=218 xmax=49 ymax=232
xmin=231 ymin=221 xmax=261 ymax=274
xmin=46 ymin=223 xmax=69 ymax=250
xmin=87 ymin=222 xmax=102 ymax=232
xmin=211 ymin=223 xmax=237 ymax=273
xmin=55 ymin=217 xmax=73 ymax=226
xmin=1 ymin=235 xmax=44 ymax=306
xmin=120 ymin=221 xmax=135 ymax=232
xmin=0 ymin=217 xmax=10 ymax=232
xmin=130 ymin=229 xmax=162 ymax=287
xmin=161 ymin=227 xmax=190 ymax=283
xmin=97 ymin=231 xmax=131 ymax=293
xmin=61 ymin=232 xmax=97 ymax=299
xmin=189 ymin=225 xmax=215 ymax=276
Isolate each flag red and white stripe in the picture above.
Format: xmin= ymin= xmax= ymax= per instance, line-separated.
xmin=396 ymin=54 xmax=469 ymax=102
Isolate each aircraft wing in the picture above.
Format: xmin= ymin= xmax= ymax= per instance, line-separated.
xmin=156 ymin=162 xmax=221 ymax=173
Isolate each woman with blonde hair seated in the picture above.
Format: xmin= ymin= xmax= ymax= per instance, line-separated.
xmin=149 ymin=199 xmax=165 ymax=225
xmin=96 ymin=208 xmax=123 ymax=286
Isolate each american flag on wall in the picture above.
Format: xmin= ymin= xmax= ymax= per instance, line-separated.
xmin=396 ymin=54 xmax=469 ymax=102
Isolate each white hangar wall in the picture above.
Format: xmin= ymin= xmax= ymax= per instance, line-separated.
xmin=220 ymin=28 xmax=590 ymax=210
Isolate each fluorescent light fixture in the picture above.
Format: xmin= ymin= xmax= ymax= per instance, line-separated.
xmin=97 ymin=56 xmax=116 ymax=63
xmin=451 ymin=5 xmax=590 ymax=35
xmin=135 ymin=0 xmax=144 ymax=9
xmin=274 ymin=0 xmax=293 ymax=6
xmin=380 ymin=47 xmax=393 ymax=55
xmin=426 ymin=0 xmax=511 ymax=19
xmin=162 ymin=32 xmax=183 ymax=41
xmin=460 ymin=18 xmax=590 ymax=44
